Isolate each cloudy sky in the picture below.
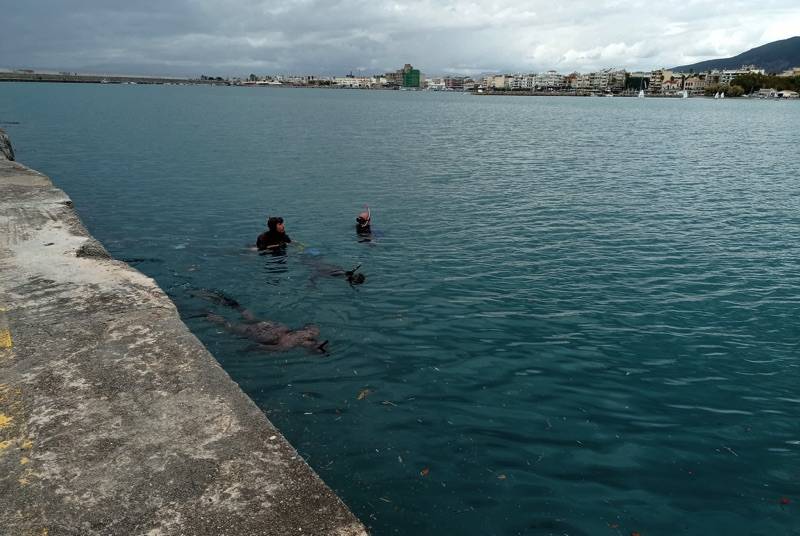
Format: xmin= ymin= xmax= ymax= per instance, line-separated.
xmin=1 ymin=0 xmax=798 ymax=76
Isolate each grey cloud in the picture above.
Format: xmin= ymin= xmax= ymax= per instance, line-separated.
xmin=1 ymin=0 xmax=798 ymax=76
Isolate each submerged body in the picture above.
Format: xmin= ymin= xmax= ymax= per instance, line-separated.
xmin=301 ymin=253 xmax=365 ymax=286
xmin=191 ymin=288 xmax=327 ymax=353
xmin=207 ymin=312 xmax=326 ymax=352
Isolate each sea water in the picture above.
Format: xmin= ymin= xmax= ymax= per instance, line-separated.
xmin=3 ymin=84 xmax=799 ymax=535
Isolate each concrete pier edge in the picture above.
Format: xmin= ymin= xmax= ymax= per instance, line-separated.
xmin=0 ymin=129 xmax=368 ymax=535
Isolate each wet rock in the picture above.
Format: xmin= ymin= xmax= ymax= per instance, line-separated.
xmin=0 ymin=128 xmax=14 ymax=161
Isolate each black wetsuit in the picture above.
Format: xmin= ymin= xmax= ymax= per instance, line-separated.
xmin=356 ymin=223 xmax=371 ymax=235
xmin=257 ymin=230 xmax=292 ymax=250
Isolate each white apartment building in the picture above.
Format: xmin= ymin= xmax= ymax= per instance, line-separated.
xmin=333 ymin=76 xmax=374 ymax=88
xmin=535 ymin=70 xmax=565 ymax=89
xmin=427 ymin=78 xmax=446 ymax=90
xmin=589 ymin=70 xmax=611 ymax=91
xmin=719 ymin=67 xmax=765 ymax=85
xmin=574 ymin=74 xmax=591 ymax=90
xmin=522 ymin=75 xmax=536 ymax=90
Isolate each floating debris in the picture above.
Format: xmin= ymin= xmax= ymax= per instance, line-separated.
xmin=357 ymin=388 xmax=373 ymax=400
xmin=420 ymin=467 xmax=430 ymax=477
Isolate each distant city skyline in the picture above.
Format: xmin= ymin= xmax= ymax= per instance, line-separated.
xmin=2 ymin=1 xmax=799 ymax=77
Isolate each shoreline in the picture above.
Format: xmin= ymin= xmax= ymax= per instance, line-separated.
xmin=0 ymin=129 xmax=368 ymax=535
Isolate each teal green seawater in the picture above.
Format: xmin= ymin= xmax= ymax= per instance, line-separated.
xmin=2 ymin=84 xmax=799 ymax=535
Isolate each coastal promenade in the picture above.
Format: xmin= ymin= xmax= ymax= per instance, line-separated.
xmin=0 ymin=71 xmax=194 ymax=85
xmin=0 ymin=130 xmax=367 ymax=535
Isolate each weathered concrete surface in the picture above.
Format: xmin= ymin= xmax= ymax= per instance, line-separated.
xmin=0 ymin=154 xmax=368 ymax=535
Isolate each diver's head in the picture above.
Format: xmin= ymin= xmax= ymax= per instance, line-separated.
xmin=356 ymin=210 xmax=371 ymax=229
xmin=348 ymin=272 xmax=366 ymax=285
xmin=346 ymin=265 xmax=365 ymax=285
xmin=267 ymin=216 xmax=285 ymax=233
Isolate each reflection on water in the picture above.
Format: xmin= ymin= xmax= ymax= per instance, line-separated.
xmin=3 ymin=84 xmax=800 ymax=536
xmin=261 ymin=251 xmax=289 ymax=285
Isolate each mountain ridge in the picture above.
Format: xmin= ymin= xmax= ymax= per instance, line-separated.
xmin=671 ymin=36 xmax=800 ymax=73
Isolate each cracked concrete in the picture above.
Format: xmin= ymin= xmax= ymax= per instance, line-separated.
xmin=0 ymin=143 xmax=368 ymax=536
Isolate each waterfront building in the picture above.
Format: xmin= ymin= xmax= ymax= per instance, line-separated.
xmin=584 ymin=69 xmax=626 ymax=93
xmin=284 ymin=75 xmax=317 ymax=85
xmin=778 ymin=67 xmax=800 ymax=77
xmin=427 ymin=77 xmax=446 ymax=90
xmin=384 ymin=71 xmax=402 ymax=87
xmin=443 ymin=76 xmax=466 ymax=90
xmin=661 ymin=76 xmax=683 ymax=94
xmin=683 ymin=75 xmax=706 ymax=95
xmin=719 ymin=69 xmax=754 ymax=85
xmin=705 ymin=70 xmax=722 ymax=86
xmin=521 ymin=75 xmax=535 ymax=90
xmin=588 ymin=70 xmax=609 ymax=91
xmin=648 ymin=69 xmax=673 ymax=94
xmin=607 ymin=70 xmax=626 ymax=93
xmin=461 ymin=79 xmax=477 ymax=91
xmin=509 ymin=74 xmax=526 ymax=90
xmin=488 ymin=75 xmax=511 ymax=89
xmin=382 ymin=64 xmax=422 ymax=88
xmin=535 ymin=70 xmax=565 ymax=90
xmin=574 ymin=73 xmax=591 ymax=91
xmin=402 ymin=64 xmax=421 ymax=88
xmin=333 ymin=75 xmax=374 ymax=88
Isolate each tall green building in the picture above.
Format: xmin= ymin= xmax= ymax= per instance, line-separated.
xmin=385 ymin=64 xmax=423 ymax=89
xmin=403 ymin=68 xmax=421 ymax=88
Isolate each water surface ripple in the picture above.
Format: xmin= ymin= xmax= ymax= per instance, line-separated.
xmin=3 ymin=85 xmax=799 ymax=535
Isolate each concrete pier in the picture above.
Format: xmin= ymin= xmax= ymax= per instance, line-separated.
xmin=0 ymin=130 xmax=368 ymax=535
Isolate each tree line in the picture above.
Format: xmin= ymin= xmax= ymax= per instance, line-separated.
xmin=730 ymin=73 xmax=800 ymax=94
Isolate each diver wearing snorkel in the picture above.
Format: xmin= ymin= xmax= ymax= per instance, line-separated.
xmin=356 ymin=206 xmax=371 ymax=236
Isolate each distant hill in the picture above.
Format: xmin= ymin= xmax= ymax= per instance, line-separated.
xmin=671 ymin=36 xmax=800 ymax=74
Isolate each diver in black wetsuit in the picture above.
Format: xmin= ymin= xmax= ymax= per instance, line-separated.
xmin=257 ymin=216 xmax=292 ymax=251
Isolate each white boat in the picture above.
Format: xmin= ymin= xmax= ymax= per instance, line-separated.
xmin=714 ymin=92 xmax=720 ymax=99
xmin=720 ymin=91 xmax=725 ymax=99
xmin=682 ymin=90 xmax=688 ymax=99
xmin=638 ymin=89 xmax=645 ymax=98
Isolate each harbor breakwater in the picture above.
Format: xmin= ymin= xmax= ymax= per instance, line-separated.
xmin=0 ymin=129 xmax=367 ymax=536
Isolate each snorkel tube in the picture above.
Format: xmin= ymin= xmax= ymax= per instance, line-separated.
xmin=345 ymin=264 xmax=365 ymax=285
